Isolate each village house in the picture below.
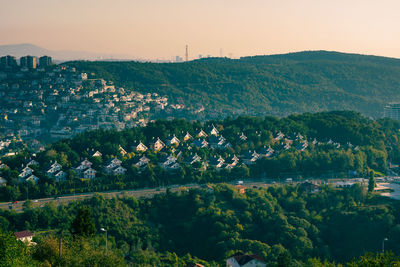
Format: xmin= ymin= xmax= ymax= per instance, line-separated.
xmin=241 ymin=150 xmax=260 ymax=165
xmin=226 ymin=154 xmax=239 ymax=168
xmin=208 ymin=135 xmax=226 ymax=149
xmin=92 ymin=150 xmax=102 ymax=158
xmin=296 ymin=141 xmax=308 ymax=151
xmin=239 ymin=132 xmax=247 ymax=141
xmin=226 ymin=252 xmax=266 ymax=267
xmin=150 ymin=137 xmax=165 ymax=151
xmin=208 ymin=156 xmax=225 ymax=169
xmin=15 ymin=230 xmax=34 ymax=245
xmin=25 ymin=175 xmax=39 ymax=184
xmin=183 ymin=132 xmax=192 ymax=142
xmin=132 ymin=141 xmax=148 ymax=152
xmin=133 ymin=155 xmax=150 ymax=168
xmin=257 ymin=146 xmax=274 ymax=158
xmin=192 ymin=138 xmax=208 ymax=149
xmin=165 ymin=135 xmax=180 ymax=146
xmin=46 ymin=161 xmax=62 ymax=177
xmin=183 ymin=153 xmax=201 ymax=165
xmin=196 ymin=129 xmax=208 ymax=138
xmin=209 ymin=124 xmax=219 ymax=136
xmin=274 ymin=131 xmax=284 ymax=141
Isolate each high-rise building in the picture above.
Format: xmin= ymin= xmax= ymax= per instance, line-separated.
xmin=0 ymin=55 xmax=17 ymax=69
xmin=20 ymin=56 xmax=37 ymax=69
xmin=39 ymin=56 xmax=52 ymax=67
xmin=384 ymin=103 xmax=400 ymax=121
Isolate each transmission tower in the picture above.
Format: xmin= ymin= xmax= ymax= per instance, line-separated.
xmin=185 ymin=45 xmax=188 ymax=62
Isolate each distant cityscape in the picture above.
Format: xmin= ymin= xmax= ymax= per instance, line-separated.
xmin=0 ymin=55 xmax=202 ymax=156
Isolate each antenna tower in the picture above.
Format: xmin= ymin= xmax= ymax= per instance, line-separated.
xmin=185 ymin=45 xmax=188 ymax=61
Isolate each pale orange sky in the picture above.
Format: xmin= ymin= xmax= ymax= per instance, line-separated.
xmin=1 ymin=0 xmax=400 ymax=60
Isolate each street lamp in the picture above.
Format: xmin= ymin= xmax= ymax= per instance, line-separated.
xmin=100 ymin=228 xmax=107 ymax=253
xmin=382 ymin=237 xmax=388 ymax=253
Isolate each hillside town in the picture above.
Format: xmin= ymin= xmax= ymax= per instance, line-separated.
xmin=0 ymin=55 xmax=188 ymax=155
xmin=0 ymin=121 xmax=359 ymax=187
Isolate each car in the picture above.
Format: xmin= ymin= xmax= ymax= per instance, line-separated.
xmin=12 ymin=201 xmax=18 ymax=204
xmin=33 ymin=200 xmax=38 ymax=203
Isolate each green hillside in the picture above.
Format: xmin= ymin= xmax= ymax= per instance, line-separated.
xmin=66 ymin=51 xmax=400 ymax=118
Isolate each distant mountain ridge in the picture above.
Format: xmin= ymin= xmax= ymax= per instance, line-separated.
xmin=0 ymin=43 xmax=135 ymax=61
xmin=66 ymin=51 xmax=400 ymax=118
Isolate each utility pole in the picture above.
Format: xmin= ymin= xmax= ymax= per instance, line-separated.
xmin=185 ymin=45 xmax=188 ymax=62
xmin=382 ymin=237 xmax=388 ymax=253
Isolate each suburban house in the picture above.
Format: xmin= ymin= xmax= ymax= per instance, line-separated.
xmin=19 ymin=166 xmax=33 ymax=177
xmin=274 ymin=131 xmax=284 ymax=141
xmin=226 ymin=154 xmax=239 ymax=168
xmin=296 ymin=141 xmax=308 ymax=151
xmin=74 ymin=159 xmax=96 ymax=178
xmin=104 ymin=158 xmax=122 ymax=170
xmin=159 ymin=155 xmax=180 ymax=170
xmin=133 ymin=155 xmax=150 ymax=168
xmin=257 ymin=146 xmax=274 ymax=158
xmin=53 ymin=170 xmax=67 ymax=182
xmin=209 ymin=135 xmax=226 ymax=149
xmin=119 ymin=145 xmax=127 ymax=156
xmin=150 ymin=137 xmax=165 ymax=151
xmin=132 ymin=141 xmax=148 ymax=152
xmin=46 ymin=161 xmax=63 ymax=177
xmin=226 ymin=252 xmax=266 ymax=267
xmin=239 ymin=132 xmax=247 ymax=141
xmin=166 ymin=135 xmax=180 ymax=146
xmin=196 ymin=129 xmax=208 ymax=138
xmin=192 ymin=139 xmax=208 ymax=149
xmin=241 ymin=150 xmax=260 ymax=165
xmin=82 ymin=167 xmax=96 ymax=179
xmin=183 ymin=132 xmax=192 ymax=141
xmin=184 ymin=153 xmax=201 ymax=165
xmin=209 ymin=124 xmax=219 ymax=136
xmin=15 ymin=230 xmax=34 ymax=244
xmin=208 ymin=156 xmax=225 ymax=169
xmin=110 ymin=165 xmax=127 ymax=175
xmin=25 ymin=175 xmax=39 ymax=184
xmin=25 ymin=159 xmax=39 ymax=167
xmin=92 ymin=150 xmax=102 ymax=158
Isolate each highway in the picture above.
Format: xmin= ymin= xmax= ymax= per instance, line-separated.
xmin=0 ymin=180 xmax=276 ymax=213
xmin=0 ymin=177 xmax=372 ymax=213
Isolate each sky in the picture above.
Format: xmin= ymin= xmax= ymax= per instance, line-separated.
xmin=1 ymin=0 xmax=400 ymax=60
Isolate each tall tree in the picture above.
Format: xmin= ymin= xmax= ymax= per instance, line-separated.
xmin=71 ymin=207 xmax=95 ymax=238
xmin=368 ymin=171 xmax=375 ymax=193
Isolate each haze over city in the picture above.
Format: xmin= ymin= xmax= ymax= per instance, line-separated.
xmin=2 ymin=0 xmax=400 ymax=60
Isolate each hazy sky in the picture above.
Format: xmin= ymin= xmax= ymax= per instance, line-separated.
xmin=1 ymin=0 xmax=400 ymax=59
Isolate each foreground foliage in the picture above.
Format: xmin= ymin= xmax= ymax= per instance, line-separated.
xmin=2 ymin=184 xmax=400 ymax=266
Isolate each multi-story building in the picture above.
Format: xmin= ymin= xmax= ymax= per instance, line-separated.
xmin=20 ymin=56 xmax=37 ymax=69
xmin=0 ymin=55 xmax=18 ymax=69
xmin=39 ymin=56 xmax=52 ymax=67
xmin=384 ymin=103 xmax=400 ymax=121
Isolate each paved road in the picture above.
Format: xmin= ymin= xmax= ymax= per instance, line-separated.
xmin=0 ymin=177 xmax=368 ymax=213
xmin=0 ymin=185 xmax=199 ymax=212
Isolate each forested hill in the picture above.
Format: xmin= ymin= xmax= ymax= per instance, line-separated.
xmin=66 ymin=51 xmax=400 ymax=117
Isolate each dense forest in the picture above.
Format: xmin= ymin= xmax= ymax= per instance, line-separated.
xmin=1 ymin=111 xmax=400 ymax=202
xmin=2 ymin=183 xmax=400 ymax=266
xmin=66 ymin=51 xmax=400 ymax=118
